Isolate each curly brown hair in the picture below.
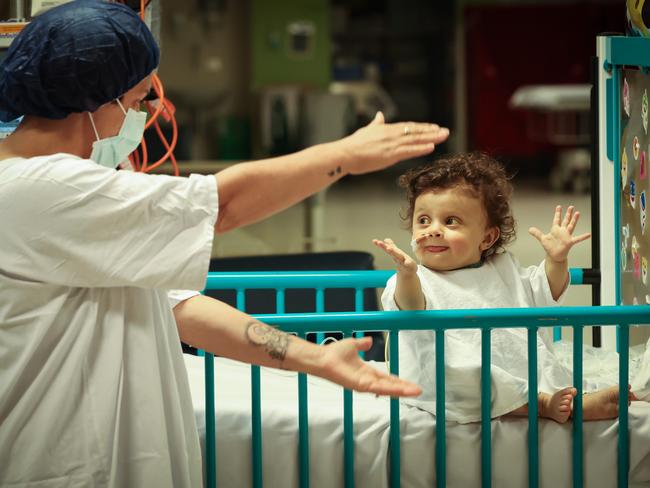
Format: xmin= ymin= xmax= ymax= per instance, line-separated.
xmin=398 ymin=152 xmax=516 ymax=258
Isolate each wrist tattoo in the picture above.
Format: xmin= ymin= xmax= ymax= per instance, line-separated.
xmin=245 ymin=321 xmax=290 ymax=361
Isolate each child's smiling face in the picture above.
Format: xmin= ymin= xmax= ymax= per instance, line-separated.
xmin=411 ymin=186 xmax=500 ymax=271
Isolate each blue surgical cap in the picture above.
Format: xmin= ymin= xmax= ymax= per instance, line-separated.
xmin=0 ymin=0 xmax=160 ymax=122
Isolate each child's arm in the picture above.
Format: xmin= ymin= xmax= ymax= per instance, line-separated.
xmin=373 ymin=238 xmax=425 ymax=310
xmin=528 ymin=205 xmax=591 ymax=301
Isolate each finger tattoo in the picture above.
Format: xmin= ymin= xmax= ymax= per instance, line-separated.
xmin=245 ymin=321 xmax=290 ymax=361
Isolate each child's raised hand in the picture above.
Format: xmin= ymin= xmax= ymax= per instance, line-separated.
xmin=372 ymin=238 xmax=418 ymax=274
xmin=528 ymin=205 xmax=591 ymax=263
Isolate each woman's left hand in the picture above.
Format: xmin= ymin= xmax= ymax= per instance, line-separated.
xmin=528 ymin=205 xmax=591 ymax=262
xmin=315 ymin=336 xmax=422 ymax=397
xmin=339 ymin=112 xmax=450 ymax=175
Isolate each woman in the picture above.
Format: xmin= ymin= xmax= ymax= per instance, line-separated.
xmin=0 ymin=1 xmax=449 ymax=486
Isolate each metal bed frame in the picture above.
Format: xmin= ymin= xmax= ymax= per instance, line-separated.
xmin=199 ymin=270 xmax=648 ymax=488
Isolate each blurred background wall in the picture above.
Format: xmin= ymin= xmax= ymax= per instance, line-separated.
xmin=148 ymin=0 xmax=621 ymax=174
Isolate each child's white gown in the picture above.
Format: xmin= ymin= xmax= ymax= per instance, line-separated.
xmin=381 ymin=251 xmax=649 ymax=423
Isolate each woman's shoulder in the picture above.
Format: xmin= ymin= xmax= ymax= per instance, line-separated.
xmin=2 ymin=154 xmax=116 ymax=195
xmin=0 ymin=152 xmax=88 ymax=175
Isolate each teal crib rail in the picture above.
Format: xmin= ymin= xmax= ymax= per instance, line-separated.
xmin=199 ymin=269 xmax=647 ymax=488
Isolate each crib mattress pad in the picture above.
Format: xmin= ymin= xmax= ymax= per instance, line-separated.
xmin=184 ymin=353 xmax=650 ymax=488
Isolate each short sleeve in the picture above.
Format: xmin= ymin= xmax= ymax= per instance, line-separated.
xmin=168 ymin=289 xmax=202 ymax=309
xmin=518 ymin=259 xmax=570 ymax=307
xmin=0 ymin=155 xmax=218 ymax=289
xmin=380 ymin=274 xmax=400 ymax=311
xmin=380 ymin=267 xmax=435 ymax=311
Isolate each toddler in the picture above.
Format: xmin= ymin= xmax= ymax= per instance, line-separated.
xmin=374 ymin=152 xmax=636 ymax=423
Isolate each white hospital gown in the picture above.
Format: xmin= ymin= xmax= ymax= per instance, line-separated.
xmin=381 ymin=252 xmax=573 ymax=423
xmin=0 ymin=154 xmax=217 ymax=487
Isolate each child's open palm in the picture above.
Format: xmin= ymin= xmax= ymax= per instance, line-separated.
xmin=528 ymin=205 xmax=591 ymax=262
xmin=372 ymin=238 xmax=418 ymax=273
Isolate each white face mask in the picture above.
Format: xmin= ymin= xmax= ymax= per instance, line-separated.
xmin=88 ymin=99 xmax=146 ymax=169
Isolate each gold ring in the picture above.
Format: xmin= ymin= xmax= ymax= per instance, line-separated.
xmin=403 ymin=126 xmax=410 ymax=136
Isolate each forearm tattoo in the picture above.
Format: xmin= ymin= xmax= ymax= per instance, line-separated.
xmin=245 ymin=321 xmax=290 ymax=361
xmin=327 ymin=165 xmax=342 ymax=178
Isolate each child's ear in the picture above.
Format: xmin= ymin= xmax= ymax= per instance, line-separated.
xmin=480 ymin=226 xmax=500 ymax=251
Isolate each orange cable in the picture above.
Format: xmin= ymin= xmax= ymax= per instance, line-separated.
xmin=136 ymin=0 xmax=179 ymax=175
xmin=132 ymin=150 xmax=140 ymax=171
xmin=140 ymin=135 xmax=149 ymax=171
xmin=144 ymin=104 xmax=179 ymax=174
xmin=145 ymin=74 xmax=165 ymax=130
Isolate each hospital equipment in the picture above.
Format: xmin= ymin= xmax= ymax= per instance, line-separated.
xmin=0 ymin=0 xmax=180 ymax=175
xmin=509 ymin=84 xmax=592 ymax=193
xmin=0 ymin=1 xmax=159 ymax=121
xmin=187 ymin=34 xmax=650 ymax=487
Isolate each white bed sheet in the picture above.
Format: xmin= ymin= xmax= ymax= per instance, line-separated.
xmin=184 ymin=351 xmax=650 ymax=488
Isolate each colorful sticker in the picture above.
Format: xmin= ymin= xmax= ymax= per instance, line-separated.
xmin=632 ymin=236 xmax=641 ymax=279
xmin=641 ymin=150 xmax=647 ymax=180
xmin=630 ymin=180 xmax=637 ymax=208
xmin=622 ymin=148 xmax=629 ymax=186
xmin=634 ymin=136 xmax=640 ymax=160
xmin=642 ymin=257 xmax=648 ymax=285
xmin=641 ymin=90 xmax=648 ymax=134
xmin=642 ymin=191 xmax=647 ymax=234
xmin=624 ymin=78 xmax=631 ymax=116
xmin=622 ymin=225 xmax=630 ymax=271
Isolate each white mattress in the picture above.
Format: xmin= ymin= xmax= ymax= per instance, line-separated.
xmin=184 ymin=348 xmax=650 ymax=488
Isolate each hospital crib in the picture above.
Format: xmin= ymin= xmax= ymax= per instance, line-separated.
xmin=198 ymin=269 xmax=649 ymax=488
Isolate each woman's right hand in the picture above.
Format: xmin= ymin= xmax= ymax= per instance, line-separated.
xmin=313 ymin=336 xmax=422 ymax=397
xmin=372 ymin=238 xmax=418 ymax=274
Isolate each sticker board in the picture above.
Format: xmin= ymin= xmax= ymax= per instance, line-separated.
xmin=620 ymin=69 xmax=650 ymax=305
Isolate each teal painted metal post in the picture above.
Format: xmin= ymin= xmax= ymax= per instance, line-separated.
xmin=527 ymin=328 xmax=539 ymax=488
xmin=343 ymin=330 xmax=355 ymax=488
xmin=239 ymin=288 xmax=262 ymax=488
xmin=613 ymin=64 xmax=622 ymax=353
xmin=341 ymin=288 xmax=366 ymax=488
xmin=569 ymin=268 xmax=584 ymax=285
xmin=354 ymin=288 xmax=365 ymax=360
xmin=435 ymin=329 xmax=446 ymax=488
xmin=316 ymin=288 xmax=325 ymax=344
xmin=572 ymin=325 xmax=584 ymax=488
xmin=251 ymin=366 xmax=262 ymax=488
xmin=618 ymin=324 xmax=629 ymax=488
xmin=276 ymin=289 xmax=286 ymax=314
xmin=553 ymin=326 xmax=562 ymax=342
xmin=309 ymin=286 xmax=323 ymax=488
xmin=388 ymin=330 xmax=401 ymax=488
xmin=205 ymin=352 xmax=217 ymax=488
xmin=298 ymin=329 xmax=310 ymax=488
xmin=480 ymin=328 xmax=492 ymax=488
